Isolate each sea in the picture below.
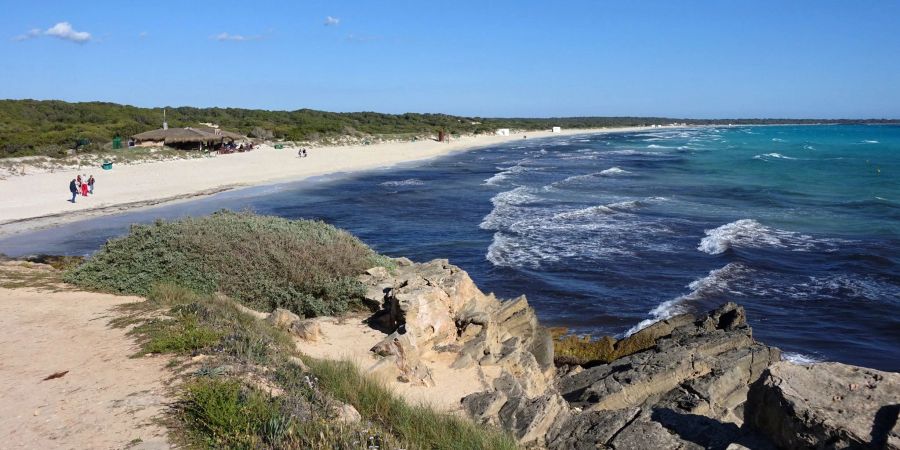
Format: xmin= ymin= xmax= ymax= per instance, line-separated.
xmin=3 ymin=124 xmax=898 ymax=371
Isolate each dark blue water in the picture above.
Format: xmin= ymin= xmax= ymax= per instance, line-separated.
xmin=3 ymin=125 xmax=899 ymax=371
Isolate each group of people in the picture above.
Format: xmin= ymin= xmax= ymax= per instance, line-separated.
xmin=297 ymin=148 xmax=309 ymax=158
xmin=218 ymin=142 xmax=254 ymax=154
xmin=68 ymin=175 xmax=95 ymax=203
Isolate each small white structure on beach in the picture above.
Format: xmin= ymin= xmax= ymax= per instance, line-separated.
xmin=551 ymin=126 xmax=562 ymax=133
xmin=496 ymin=128 xmax=510 ymax=136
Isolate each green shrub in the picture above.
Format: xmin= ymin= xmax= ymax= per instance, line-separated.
xmin=65 ymin=211 xmax=386 ymax=317
xmin=133 ymin=309 xmax=223 ymax=356
xmin=182 ymin=378 xmax=289 ymax=448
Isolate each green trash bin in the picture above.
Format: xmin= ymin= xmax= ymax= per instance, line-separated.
xmin=101 ymin=161 xmax=113 ymax=170
xmin=275 ymin=144 xmax=284 ymax=149
xmin=112 ymin=136 xmax=122 ymax=150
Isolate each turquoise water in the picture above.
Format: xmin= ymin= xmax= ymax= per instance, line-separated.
xmin=3 ymin=124 xmax=899 ymax=370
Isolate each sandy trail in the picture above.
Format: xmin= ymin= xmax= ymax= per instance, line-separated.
xmin=0 ymin=265 xmax=172 ymax=449
xmin=0 ymin=127 xmax=659 ymax=236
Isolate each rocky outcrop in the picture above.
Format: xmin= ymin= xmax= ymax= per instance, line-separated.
xmin=360 ymin=259 xmax=553 ymax=393
xmin=746 ymin=361 xmax=900 ymax=450
xmin=461 ymin=302 xmax=782 ymax=448
xmin=360 ymin=260 xmax=900 ymax=449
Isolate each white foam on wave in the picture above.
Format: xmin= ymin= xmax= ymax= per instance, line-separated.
xmin=698 ymin=219 xmax=829 ymax=255
xmin=483 ymin=163 xmax=529 ymax=186
xmin=782 ymin=352 xmax=821 ymax=365
xmin=647 ymin=144 xmax=673 ymax=149
xmin=863 ymin=140 xmax=879 ymax=144
xmin=550 ymin=167 xmax=632 ymax=188
xmin=599 ymin=167 xmax=630 ymax=176
xmin=551 ymin=205 xmax=617 ymax=220
xmin=605 ymin=149 xmax=662 ymax=156
xmin=379 ymin=178 xmax=425 ymax=187
xmin=772 ymin=138 xmax=786 ymax=142
xmin=753 ymin=152 xmax=797 ymax=161
xmin=479 ymin=187 xmax=540 ymax=230
xmin=625 ymin=263 xmax=749 ymax=336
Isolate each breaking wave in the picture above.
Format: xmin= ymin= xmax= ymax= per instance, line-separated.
xmin=697 ymin=219 xmax=833 ymax=255
xmin=626 ymin=263 xmax=750 ymax=335
xmin=753 ymin=152 xmax=797 ymax=161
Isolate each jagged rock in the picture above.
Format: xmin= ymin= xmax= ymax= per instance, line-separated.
xmin=558 ymin=303 xmax=779 ymax=419
xmin=608 ymin=414 xmax=705 ymax=450
xmin=746 ymin=361 xmax=900 ymax=450
xmin=267 ymin=308 xmax=300 ymax=330
xmin=546 ymin=408 xmax=640 ymax=449
xmin=290 ymin=319 xmax=322 ymax=342
xmin=360 ymin=259 xmax=553 ymax=397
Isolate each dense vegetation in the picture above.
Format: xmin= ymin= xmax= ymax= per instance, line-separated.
xmin=65 ymin=211 xmax=392 ymax=317
xmin=3 ymin=98 xmax=895 ymax=158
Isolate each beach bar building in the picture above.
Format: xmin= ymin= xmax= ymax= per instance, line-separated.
xmin=131 ymin=126 xmax=246 ymax=150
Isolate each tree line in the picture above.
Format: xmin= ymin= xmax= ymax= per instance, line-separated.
xmin=1 ymin=99 xmax=895 ymax=158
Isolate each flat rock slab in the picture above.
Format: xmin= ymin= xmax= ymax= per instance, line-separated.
xmin=746 ymin=361 xmax=900 ymax=450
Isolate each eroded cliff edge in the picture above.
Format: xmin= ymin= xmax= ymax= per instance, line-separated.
xmin=289 ymin=258 xmax=899 ymax=449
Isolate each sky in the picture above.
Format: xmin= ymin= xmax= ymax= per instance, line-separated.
xmin=1 ymin=0 xmax=899 ymax=118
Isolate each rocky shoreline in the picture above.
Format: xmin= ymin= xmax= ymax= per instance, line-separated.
xmin=343 ymin=258 xmax=899 ymax=449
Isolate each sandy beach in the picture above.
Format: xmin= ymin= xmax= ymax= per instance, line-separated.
xmin=0 ymin=127 xmax=655 ymax=236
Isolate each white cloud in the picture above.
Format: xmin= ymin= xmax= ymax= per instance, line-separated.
xmin=44 ymin=22 xmax=92 ymax=43
xmin=139 ymin=31 xmax=149 ymax=38
xmin=324 ymin=16 xmax=340 ymax=26
xmin=12 ymin=28 xmax=42 ymax=41
xmin=214 ymin=32 xmax=249 ymax=41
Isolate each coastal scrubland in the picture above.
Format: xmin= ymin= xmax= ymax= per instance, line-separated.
xmin=3 ymin=99 xmax=890 ymax=158
xmin=66 ymin=210 xmax=393 ymax=317
xmin=64 ymin=211 xmax=516 ymax=449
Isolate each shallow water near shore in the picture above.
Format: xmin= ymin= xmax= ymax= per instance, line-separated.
xmin=4 ymin=125 xmax=899 ymax=371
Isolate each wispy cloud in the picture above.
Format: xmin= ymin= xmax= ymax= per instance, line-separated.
xmin=212 ymin=32 xmax=261 ymax=42
xmin=12 ymin=22 xmax=92 ymax=43
xmin=45 ymin=22 xmax=92 ymax=43
xmin=12 ymin=28 xmax=42 ymax=42
xmin=138 ymin=31 xmax=149 ymax=39
xmin=324 ymin=16 xmax=340 ymax=26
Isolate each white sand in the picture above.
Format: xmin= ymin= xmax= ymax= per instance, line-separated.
xmin=0 ymin=263 xmax=171 ymax=449
xmin=295 ymin=316 xmax=500 ymax=413
xmin=0 ymin=127 xmax=656 ymax=236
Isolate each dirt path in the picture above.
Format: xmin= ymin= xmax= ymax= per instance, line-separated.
xmin=0 ymin=266 xmax=172 ymax=449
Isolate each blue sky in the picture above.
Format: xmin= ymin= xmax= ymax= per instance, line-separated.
xmin=2 ymin=0 xmax=899 ymax=118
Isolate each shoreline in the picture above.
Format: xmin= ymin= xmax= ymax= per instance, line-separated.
xmin=0 ymin=126 xmax=665 ymax=237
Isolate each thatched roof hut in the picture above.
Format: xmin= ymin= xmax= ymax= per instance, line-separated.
xmin=132 ymin=127 xmax=247 ymax=147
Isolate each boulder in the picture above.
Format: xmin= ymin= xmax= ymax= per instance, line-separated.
xmin=267 ymin=308 xmax=300 ymax=329
xmin=332 ymin=402 xmax=362 ymax=423
xmin=290 ymin=319 xmax=322 ymax=342
xmin=746 ymin=361 xmax=900 ymax=450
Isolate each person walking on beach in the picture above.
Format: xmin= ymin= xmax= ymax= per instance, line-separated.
xmin=87 ymin=175 xmax=95 ymax=194
xmin=69 ymin=178 xmax=78 ymax=203
xmin=80 ymin=176 xmax=89 ymax=196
